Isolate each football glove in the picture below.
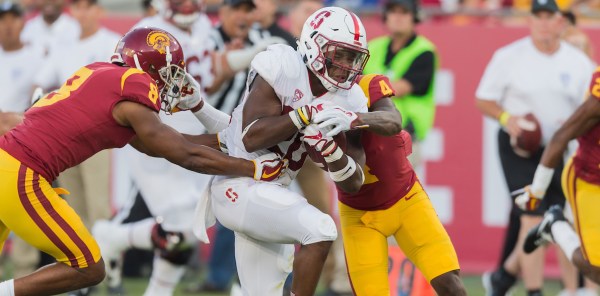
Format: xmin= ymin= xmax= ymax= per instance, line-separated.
xmin=289 ymin=101 xmax=335 ymax=130
xmin=252 ymin=152 xmax=286 ymax=181
xmin=301 ymin=124 xmax=343 ymax=163
xmin=313 ymin=107 xmax=360 ymax=137
xmin=172 ymin=73 xmax=204 ymax=113
xmin=514 ymin=186 xmax=543 ymax=211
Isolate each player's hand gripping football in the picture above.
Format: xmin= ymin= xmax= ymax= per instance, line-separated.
xmin=252 ymin=152 xmax=287 ymax=181
xmin=301 ymin=124 xmax=343 ymax=163
xmin=514 ymin=186 xmax=542 ymax=211
xmin=313 ymin=106 xmax=360 ymax=137
xmin=289 ymin=101 xmax=335 ymax=130
xmin=173 ymin=73 xmax=204 ymax=113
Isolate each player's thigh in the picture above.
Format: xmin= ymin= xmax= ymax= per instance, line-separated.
xmin=234 ymin=233 xmax=293 ymax=296
xmin=563 ymin=166 xmax=600 ymax=266
xmin=1 ymin=165 xmax=101 ymax=268
xmin=338 ymin=202 xmax=390 ymax=296
xmin=394 ymin=195 xmax=460 ymax=282
xmin=211 ymin=178 xmax=337 ymax=245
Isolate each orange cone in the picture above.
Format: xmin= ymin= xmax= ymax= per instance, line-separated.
xmin=388 ymin=246 xmax=435 ymax=296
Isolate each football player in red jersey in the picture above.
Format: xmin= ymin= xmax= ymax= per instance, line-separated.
xmin=516 ymin=67 xmax=600 ymax=285
xmin=313 ymin=73 xmax=467 ymax=295
xmin=0 ymin=27 xmax=284 ymax=296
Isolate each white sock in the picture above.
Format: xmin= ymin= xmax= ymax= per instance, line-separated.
xmin=0 ymin=279 xmax=15 ymax=296
xmin=551 ymin=221 xmax=581 ymax=262
xmin=142 ymin=257 xmax=186 ymax=296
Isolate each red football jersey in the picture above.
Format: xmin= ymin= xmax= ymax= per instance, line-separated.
xmin=338 ymin=74 xmax=417 ymax=211
xmin=0 ymin=62 xmax=161 ymax=181
xmin=573 ymin=68 xmax=600 ymax=185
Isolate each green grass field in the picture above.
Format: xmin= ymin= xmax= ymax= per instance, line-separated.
xmin=81 ymin=274 xmax=565 ymax=295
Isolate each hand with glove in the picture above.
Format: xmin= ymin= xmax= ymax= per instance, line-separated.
xmin=289 ymin=101 xmax=336 ymax=130
xmin=252 ymin=152 xmax=287 ymax=181
xmin=514 ymin=164 xmax=554 ymax=211
xmin=514 ymin=186 xmax=543 ymax=211
xmin=313 ymin=106 xmax=362 ymax=137
xmin=301 ymin=124 xmax=343 ymax=164
xmin=172 ymin=73 xmax=204 ymax=113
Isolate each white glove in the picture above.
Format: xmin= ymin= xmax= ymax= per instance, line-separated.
xmin=301 ymin=124 xmax=342 ymax=163
xmin=252 ymin=152 xmax=287 ymax=181
xmin=313 ymin=107 xmax=359 ymax=137
xmin=289 ymin=100 xmax=336 ymax=130
xmin=514 ymin=186 xmax=542 ymax=211
xmin=173 ymin=73 xmax=203 ymax=113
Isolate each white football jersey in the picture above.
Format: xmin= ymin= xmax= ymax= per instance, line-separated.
xmin=34 ymin=28 xmax=121 ymax=90
xmin=21 ymin=14 xmax=80 ymax=56
xmin=0 ymin=45 xmax=45 ymax=112
xmin=221 ymin=44 xmax=368 ymax=185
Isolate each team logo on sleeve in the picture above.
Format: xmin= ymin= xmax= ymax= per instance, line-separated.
xmin=146 ymin=31 xmax=171 ymax=54
xmin=293 ymin=89 xmax=304 ymax=102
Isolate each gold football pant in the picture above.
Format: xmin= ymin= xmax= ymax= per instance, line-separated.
xmin=339 ymin=181 xmax=460 ymax=295
xmin=0 ymin=149 xmax=101 ymax=268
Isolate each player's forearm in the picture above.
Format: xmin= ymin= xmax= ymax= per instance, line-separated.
xmin=183 ymin=134 xmax=220 ymax=151
xmin=357 ymin=110 xmax=402 ymax=136
xmin=326 ymin=155 xmax=364 ymax=193
xmin=476 ymin=99 xmax=504 ymax=120
xmin=180 ymin=145 xmax=254 ymax=177
xmin=0 ymin=112 xmax=23 ymax=135
xmin=242 ymin=116 xmax=298 ymax=152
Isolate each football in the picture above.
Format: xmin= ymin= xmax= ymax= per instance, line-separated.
xmin=510 ymin=113 xmax=542 ymax=158
xmin=304 ymin=132 xmax=347 ymax=171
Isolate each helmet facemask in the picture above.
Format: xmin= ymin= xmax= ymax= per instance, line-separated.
xmin=318 ymin=39 xmax=369 ymax=91
xmin=157 ymin=46 xmax=187 ymax=114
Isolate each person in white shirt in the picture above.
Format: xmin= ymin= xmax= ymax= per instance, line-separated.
xmin=0 ymin=1 xmax=45 ymax=279
xmin=476 ymin=0 xmax=596 ymax=294
xmin=20 ymin=0 xmax=80 ymax=56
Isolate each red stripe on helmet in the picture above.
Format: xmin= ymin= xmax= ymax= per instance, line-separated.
xmin=348 ymin=11 xmax=361 ymax=43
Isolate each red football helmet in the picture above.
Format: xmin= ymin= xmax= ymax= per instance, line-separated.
xmin=111 ymin=27 xmax=187 ymax=113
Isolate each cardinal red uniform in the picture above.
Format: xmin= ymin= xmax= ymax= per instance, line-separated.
xmin=562 ymin=68 xmax=600 ymax=266
xmin=0 ymin=62 xmax=160 ymax=268
xmin=337 ymin=74 xmax=460 ymax=295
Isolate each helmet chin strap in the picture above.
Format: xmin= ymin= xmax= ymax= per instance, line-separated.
xmin=133 ymin=54 xmax=143 ymax=71
xmin=165 ymin=46 xmax=172 ymax=67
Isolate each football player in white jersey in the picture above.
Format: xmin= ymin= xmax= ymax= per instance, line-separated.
xmin=187 ymin=7 xmax=371 ymax=296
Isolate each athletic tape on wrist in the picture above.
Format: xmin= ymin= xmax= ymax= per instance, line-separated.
xmin=329 ymin=158 xmax=357 ymax=182
xmin=289 ymin=110 xmax=305 ymax=130
xmin=531 ymin=164 xmax=554 ymax=197
xmin=323 ymin=146 xmax=343 ymax=163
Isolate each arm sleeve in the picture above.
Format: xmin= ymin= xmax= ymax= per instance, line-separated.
xmin=402 ymin=51 xmax=435 ymax=96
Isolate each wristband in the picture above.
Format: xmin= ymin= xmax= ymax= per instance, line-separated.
xmin=530 ymin=164 xmax=554 ymax=197
xmin=329 ymin=158 xmax=357 ymax=182
xmin=499 ymin=111 xmax=510 ymax=127
xmin=289 ymin=110 xmax=306 ymax=130
xmin=323 ymin=146 xmax=343 ymax=163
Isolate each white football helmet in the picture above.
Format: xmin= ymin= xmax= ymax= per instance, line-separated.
xmin=297 ymin=7 xmax=370 ymax=92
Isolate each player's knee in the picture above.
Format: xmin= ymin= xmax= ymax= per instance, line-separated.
xmin=81 ymin=258 xmax=106 ymax=286
xmin=430 ymin=270 xmax=466 ymax=296
xmin=301 ymin=211 xmax=337 ymax=245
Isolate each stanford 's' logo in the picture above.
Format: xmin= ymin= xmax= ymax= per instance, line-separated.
xmin=310 ymin=11 xmax=331 ymax=30
xmin=146 ymin=31 xmax=171 ymax=54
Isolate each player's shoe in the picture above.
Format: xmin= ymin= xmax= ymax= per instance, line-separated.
xmin=523 ymin=205 xmax=566 ymax=254
xmin=482 ymin=269 xmax=516 ymax=296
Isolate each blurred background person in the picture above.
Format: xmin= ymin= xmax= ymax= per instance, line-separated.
xmin=0 ymin=0 xmax=45 ymax=279
xmin=20 ymin=0 xmax=80 ymax=55
xmin=251 ymin=0 xmax=295 ymax=46
xmin=363 ymin=0 xmax=438 ymax=177
xmin=287 ymin=0 xmax=324 ymax=42
xmin=476 ymin=0 xmax=595 ymax=294
xmin=561 ymin=10 xmax=594 ymax=59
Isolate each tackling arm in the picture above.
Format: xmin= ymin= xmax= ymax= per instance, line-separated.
xmin=357 ymin=98 xmax=402 ymax=136
xmin=115 ymin=101 xmax=254 ymax=177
